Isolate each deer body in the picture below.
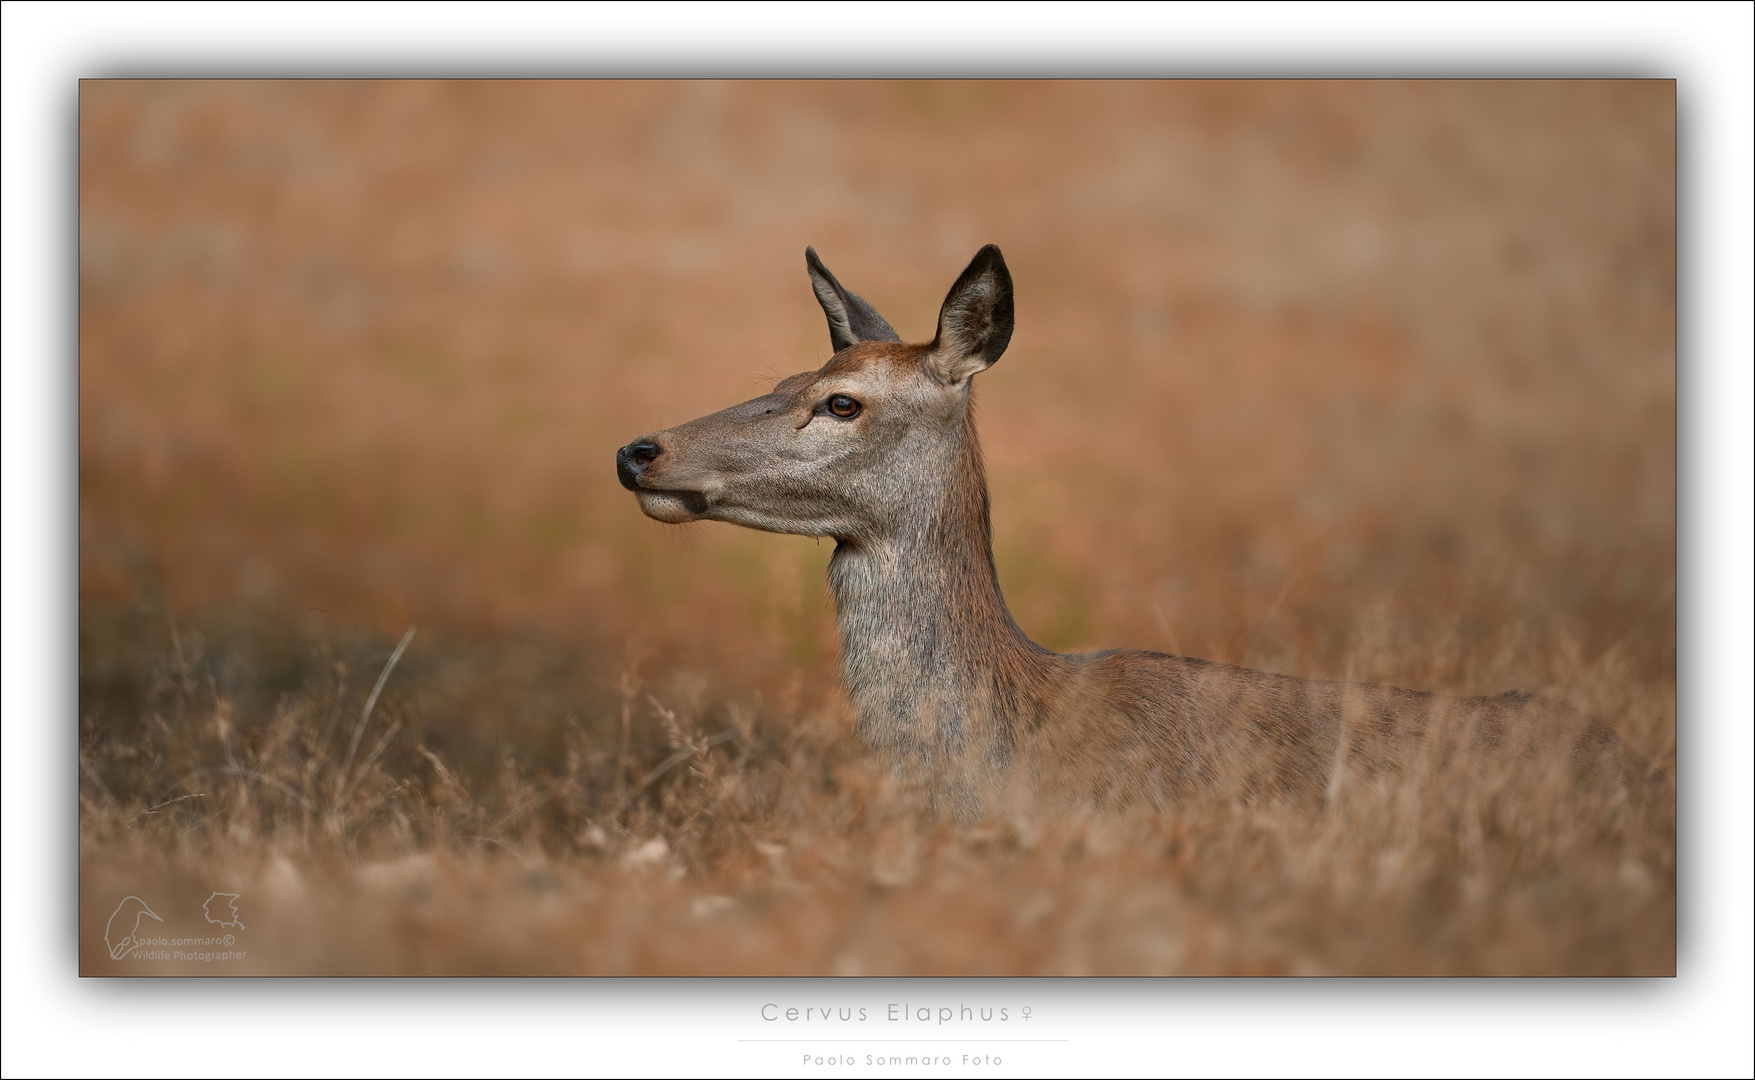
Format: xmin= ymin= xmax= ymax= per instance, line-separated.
xmin=618 ymin=246 xmax=1627 ymax=817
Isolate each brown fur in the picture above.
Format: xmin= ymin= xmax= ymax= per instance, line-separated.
xmin=618 ymin=246 xmax=1640 ymax=819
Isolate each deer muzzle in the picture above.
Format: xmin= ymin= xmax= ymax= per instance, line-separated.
xmin=615 ymin=440 xmax=662 ymax=491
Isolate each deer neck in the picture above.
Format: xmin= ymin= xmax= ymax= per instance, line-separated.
xmin=826 ymin=420 xmax=1047 ymax=763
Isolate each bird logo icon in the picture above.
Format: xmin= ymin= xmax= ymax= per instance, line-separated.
xmin=104 ymin=896 xmax=163 ymax=960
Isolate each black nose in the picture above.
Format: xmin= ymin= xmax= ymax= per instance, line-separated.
xmin=616 ymin=440 xmax=661 ymax=491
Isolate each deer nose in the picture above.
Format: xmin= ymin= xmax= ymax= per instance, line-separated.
xmin=616 ymin=440 xmax=662 ymax=490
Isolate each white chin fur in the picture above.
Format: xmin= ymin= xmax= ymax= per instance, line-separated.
xmin=634 ymin=489 xmax=701 ymax=524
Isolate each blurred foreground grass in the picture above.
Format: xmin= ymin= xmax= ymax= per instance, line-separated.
xmin=78 ymin=595 xmax=1673 ymax=976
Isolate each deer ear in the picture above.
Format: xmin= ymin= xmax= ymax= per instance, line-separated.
xmin=806 ymin=247 xmax=901 ymax=353
xmin=925 ymin=244 xmax=1014 ymax=385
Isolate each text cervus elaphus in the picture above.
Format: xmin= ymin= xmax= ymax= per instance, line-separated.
xmin=616 ymin=245 xmax=1643 ymax=819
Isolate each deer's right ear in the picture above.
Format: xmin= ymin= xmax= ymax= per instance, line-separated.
xmin=806 ymin=247 xmax=901 ymax=353
xmin=924 ymin=244 xmax=1014 ymax=385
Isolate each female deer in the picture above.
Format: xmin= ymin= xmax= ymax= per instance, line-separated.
xmin=616 ymin=246 xmax=1631 ymax=818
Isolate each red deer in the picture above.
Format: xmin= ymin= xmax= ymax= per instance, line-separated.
xmin=616 ymin=246 xmax=1641 ymax=819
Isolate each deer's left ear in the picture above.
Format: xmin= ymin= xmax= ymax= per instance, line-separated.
xmin=924 ymin=244 xmax=1014 ymax=385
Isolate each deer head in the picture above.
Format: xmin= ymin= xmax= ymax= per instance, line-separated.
xmin=616 ymin=246 xmax=1014 ymax=546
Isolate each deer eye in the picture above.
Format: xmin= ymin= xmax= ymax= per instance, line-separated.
xmin=827 ymin=394 xmax=861 ymax=418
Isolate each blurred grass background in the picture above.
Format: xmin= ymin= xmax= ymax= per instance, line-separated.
xmin=77 ymin=80 xmax=1674 ymax=975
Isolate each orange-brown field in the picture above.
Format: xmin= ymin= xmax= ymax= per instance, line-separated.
xmin=77 ymin=80 xmax=1675 ymax=975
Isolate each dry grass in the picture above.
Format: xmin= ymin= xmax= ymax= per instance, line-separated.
xmin=77 ymin=601 xmax=1673 ymax=976
xmin=77 ymin=80 xmax=1674 ymax=975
